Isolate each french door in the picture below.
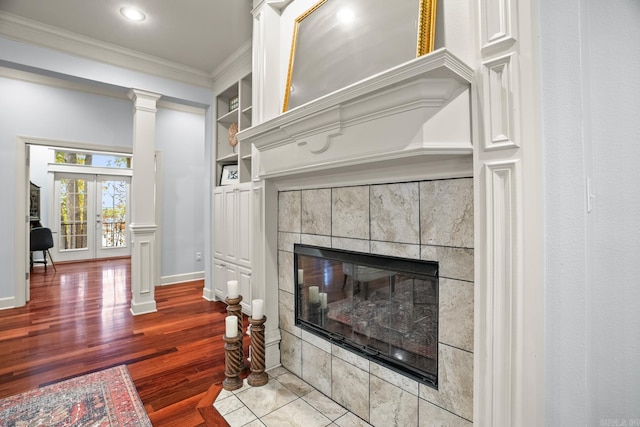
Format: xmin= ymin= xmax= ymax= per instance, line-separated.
xmin=52 ymin=173 xmax=131 ymax=262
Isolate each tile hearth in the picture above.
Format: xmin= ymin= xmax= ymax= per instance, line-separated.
xmin=214 ymin=366 xmax=373 ymax=427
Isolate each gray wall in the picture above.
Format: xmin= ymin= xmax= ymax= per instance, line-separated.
xmin=541 ymin=0 xmax=640 ymax=424
xmin=156 ymin=107 xmax=206 ymax=277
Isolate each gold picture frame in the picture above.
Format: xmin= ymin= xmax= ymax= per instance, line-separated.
xmin=283 ymin=0 xmax=437 ymax=112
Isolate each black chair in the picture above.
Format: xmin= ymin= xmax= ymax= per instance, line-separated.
xmin=30 ymin=227 xmax=56 ymax=272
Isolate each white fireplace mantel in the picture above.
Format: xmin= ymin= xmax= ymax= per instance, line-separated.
xmin=239 ymin=48 xmax=474 ymax=186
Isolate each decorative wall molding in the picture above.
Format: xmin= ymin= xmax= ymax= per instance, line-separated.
xmin=480 ymin=0 xmax=517 ymax=55
xmin=483 ymin=53 xmax=519 ymax=151
xmin=475 ymin=0 xmax=544 ymax=423
xmin=478 ymin=160 xmax=520 ymax=426
xmin=0 ymin=11 xmax=213 ymax=88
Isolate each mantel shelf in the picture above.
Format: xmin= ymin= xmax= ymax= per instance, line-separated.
xmin=238 ymin=48 xmax=474 ymax=182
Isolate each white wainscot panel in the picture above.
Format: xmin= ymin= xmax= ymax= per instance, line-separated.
xmin=483 ymin=53 xmax=519 ymax=151
xmin=480 ymin=0 xmax=517 ymax=55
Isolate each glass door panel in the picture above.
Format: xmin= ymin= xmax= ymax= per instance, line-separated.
xmin=96 ymin=176 xmax=130 ymax=258
xmin=59 ymin=176 xmax=89 ymax=251
xmin=52 ymin=173 xmax=130 ymax=262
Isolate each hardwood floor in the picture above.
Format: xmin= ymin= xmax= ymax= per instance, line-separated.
xmin=0 ymin=258 xmax=242 ymax=426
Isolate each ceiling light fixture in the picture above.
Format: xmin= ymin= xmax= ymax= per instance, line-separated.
xmin=120 ymin=6 xmax=146 ymax=22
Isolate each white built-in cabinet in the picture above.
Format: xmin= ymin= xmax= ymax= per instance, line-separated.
xmin=212 ymin=66 xmax=262 ymax=315
xmin=213 ymin=183 xmax=252 ymax=312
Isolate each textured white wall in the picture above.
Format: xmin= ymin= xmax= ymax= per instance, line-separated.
xmin=542 ymin=0 xmax=640 ymax=424
xmin=587 ymin=0 xmax=640 ymax=421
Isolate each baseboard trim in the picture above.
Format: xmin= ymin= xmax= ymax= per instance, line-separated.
xmin=160 ymin=271 xmax=205 ymax=286
xmin=0 ymin=296 xmax=17 ymax=311
xmin=202 ymin=287 xmax=217 ymax=301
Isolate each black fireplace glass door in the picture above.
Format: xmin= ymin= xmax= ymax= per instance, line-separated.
xmin=294 ymin=244 xmax=439 ymax=386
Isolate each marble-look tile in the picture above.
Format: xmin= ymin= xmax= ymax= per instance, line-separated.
xmin=332 ymin=357 xmax=370 ymax=422
xmin=224 ymin=405 xmax=257 ymax=427
xmin=331 ymin=237 xmax=370 ymax=253
xmin=369 ymin=375 xmax=418 ymax=427
xmin=278 ymin=232 xmax=301 ymax=252
xmin=260 ymin=398 xmax=331 ymax=427
xmin=370 ymin=362 xmax=418 ymax=396
xmin=420 ymin=178 xmax=473 ymax=249
xmin=216 ymin=388 xmax=235 ymax=401
xmin=302 ymin=340 xmax=332 ymax=396
xmin=236 ymin=378 xmax=299 ymax=418
xmin=331 ymin=344 xmax=369 ymax=372
xmin=334 ymin=412 xmax=373 ymax=427
xmin=302 ymin=330 xmax=331 ymax=353
xmin=241 ymin=420 xmax=266 ymax=427
xmin=278 ymin=290 xmax=299 ymax=337
xmin=278 ymin=251 xmax=295 ymax=293
xmin=276 ymin=372 xmax=315 ymax=397
xmin=214 ymin=394 xmax=245 ymax=416
xmin=280 ymin=330 xmax=302 ymax=377
xmin=439 ymin=278 xmax=474 ymax=352
xmin=370 ymin=241 xmax=420 ymax=260
xmin=302 ymin=188 xmax=332 ymax=236
xmin=301 ymin=233 xmax=332 ymax=247
xmin=232 ymin=379 xmax=251 ymax=395
xmin=421 ymin=245 xmax=474 ymax=282
xmin=370 ymin=182 xmax=420 ymax=244
xmin=419 ymin=344 xmax=473 ymax=421
xmin=279 ymin=191 xmax=301 ymax=233
xmin=266 ymin=366 xmax=289 ymax=379
xmin=419 ymin=399 xmax=472 ymax=426
xmin=302 ymin=390 xmax=348 ymax=421
xmin=332 ymin=186 xmax=370 ymax=239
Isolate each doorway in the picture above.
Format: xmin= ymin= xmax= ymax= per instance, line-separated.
xmin=51 ymin=173 xmax=131 ymax=262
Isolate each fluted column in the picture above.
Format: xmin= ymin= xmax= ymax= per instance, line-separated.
xmin=128 ymin=89 xmax=161 ymax=315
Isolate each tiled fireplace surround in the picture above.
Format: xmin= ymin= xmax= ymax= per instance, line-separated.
xmin=276 ymin=178 xmax=474 ymax=426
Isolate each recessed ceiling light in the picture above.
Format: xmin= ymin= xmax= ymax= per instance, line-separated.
xmin=120 ymin=7 xmax=146 ymax=22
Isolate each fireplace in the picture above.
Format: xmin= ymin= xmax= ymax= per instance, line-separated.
xmin=294 ymin=244 xmax=439 ymax=386
xmin=241 ymin=51 xmax=475 ymax=423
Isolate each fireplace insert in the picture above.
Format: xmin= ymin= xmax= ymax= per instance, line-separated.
xmin=294 ymin=244 xmax=439 ymax=386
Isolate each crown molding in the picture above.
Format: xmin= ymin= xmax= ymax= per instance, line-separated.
xmin=211 ymin=39 xmax=252 ymax=82
xmin=0 ymin=65 xmax=206 ymax=115
xmin=0 ymin=11 xmax=214 ymax=89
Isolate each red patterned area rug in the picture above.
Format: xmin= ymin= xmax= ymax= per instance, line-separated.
xmin=0 ymin=365 xmax=151 ymax=426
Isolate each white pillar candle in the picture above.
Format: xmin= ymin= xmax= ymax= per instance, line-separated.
xmin=297 ymin=269 xmax=304 ymax=284
xmin=252 ymin=299 xmax=264 ymax=320
xmin=309 ymin=286 xmax=319 ymax=304
xmin=227 ymin=280 xmax=239 ymax=298
xmin=319 ymin=292 xmax=328 ymax=309
xmin=225 ymin=315 xmax=238 ymax=338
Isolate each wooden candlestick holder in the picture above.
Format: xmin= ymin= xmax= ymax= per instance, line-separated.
xmin=225 ymin=295 xmax=247 ymax=371
xmin=222 ymin=334 xmax=243 ymax=391
xmin=247 ymin=315 xmax=268 ymax=387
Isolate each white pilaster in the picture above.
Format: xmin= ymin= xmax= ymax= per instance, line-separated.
xmin=128 ymin=89 xmax=161 ymax=315
xmin=251 ymin=0 xmax=289 ymax=369
xmin=474 ymin=0 xmax=544 ymax=424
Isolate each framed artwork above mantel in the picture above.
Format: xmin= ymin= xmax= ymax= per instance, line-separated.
xmin=283 ymin=0 xmax=437 ymax=112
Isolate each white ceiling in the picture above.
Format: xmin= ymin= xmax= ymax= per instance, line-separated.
xmin=0 ymin=0 xmax=253 ymax=75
